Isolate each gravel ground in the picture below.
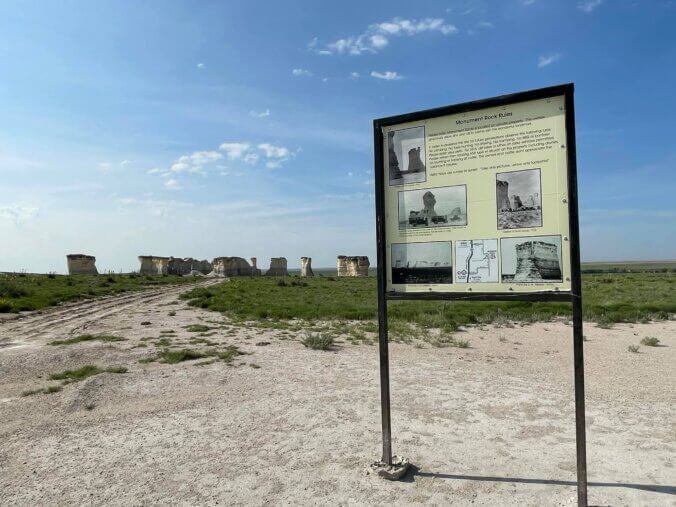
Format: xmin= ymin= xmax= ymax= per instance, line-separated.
xmin=0 ymin=286 xmax=674 ymax=506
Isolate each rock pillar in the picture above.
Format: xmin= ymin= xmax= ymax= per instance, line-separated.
xmin=300 ymin=257 xmax=314 ymax=277
xmin=66 ymin=254 xmax=98 ymax=275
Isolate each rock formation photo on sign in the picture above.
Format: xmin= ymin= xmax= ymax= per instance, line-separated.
xmin=388 ymin=125 xmax=426 ymax=185
xmin=300 ymin=257 xmax=314 ymax=277
xmin=265 ymin=257 xmax=288 ymax=276
xmin=496 ymin=169 xmax=542 ymax=230
xmin=399 ymin=185 xmax=467 ymax=229
xmin=66 ymin=254 xmax=98 ymax=275
xmin=391 ymin=242 xmax=452 ymax=284
xmin=500 ymin=235 xmax=563 ymax=283
xmin=336 ymin=256 xmax=369 ymax=277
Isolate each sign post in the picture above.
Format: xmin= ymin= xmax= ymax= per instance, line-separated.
xmin=373 ymin=84 xmax=587 ymax=505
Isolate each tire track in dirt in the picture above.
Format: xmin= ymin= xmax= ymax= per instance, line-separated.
xmin=0 ymin=280 xmax=222 ymax=345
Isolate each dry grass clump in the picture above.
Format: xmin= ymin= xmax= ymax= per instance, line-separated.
xmin=301 ymin=333 xmax=335 ymax=351
xmin=640 ymin=336 xmax=660 ymax=347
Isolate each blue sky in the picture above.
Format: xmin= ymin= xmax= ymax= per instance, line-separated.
xmin=1 ymin=0 xmax=674 ymax=273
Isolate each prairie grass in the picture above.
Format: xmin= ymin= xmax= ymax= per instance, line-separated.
xmin=180 ymin=272 xmax=675 ymax=328
xmin=301 ymin=333 xmax=335 ymax=350
xmin=49 ymin=334 xmax=126 ymax=346
xmin=48 ymin=365 xmax=127 ymax=384
xmin=0 ymin=273 xmax=198 ymax=313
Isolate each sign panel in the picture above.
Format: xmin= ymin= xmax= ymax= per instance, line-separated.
xmin=379 ymin=91 xmax=573 ymax=294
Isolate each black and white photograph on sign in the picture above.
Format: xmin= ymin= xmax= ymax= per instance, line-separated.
xmin=455 ymin=239 xmax=498 ymax=283
xmin=388 ymin=126 xmax=426 ymax=185
xmin=496 ymin=168 xmax=542 ymax=230
xmin=398 ymin=185 xmax=467 ymax=229
xmin=391 ymin=241 xmax=452 ymax=284
xmin=500 ymin=235 xmax=563 ymax=283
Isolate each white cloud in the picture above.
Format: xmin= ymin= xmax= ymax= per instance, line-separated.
xmin=322 ymin=77 xmax=329 ymax=83
xmin=117 ymin=197 xmax=192 ymax=217
xmin=317 ymin=50 xmax=332 ymax=56
xmin=249 ymin=109 xmax=271 ymax=118
xmin=164 ymin=179 xmax=182 ymax=191
xmin=120 ymin=160 xmax=132 ymax=168
xmin=243 ymin=152 xmax=259 ymax=165
xmin=97 ymin=162 xmax=112 ymax=171
xmin=321 ymin=17 xmax=457 ymax=55
xmin=147 ymin=168 xmax=162 ymax=175
xmin=537 ymin=53 xmax=561 ymax=68
xmin=197 ymin=63 xmax=205 ymax=69
xmin=0 ymin=205 xmax=39 ymax=223
xmin=219 ymin=143 xmax=251 ymax=160
xmin=578 ymin=0 xmax=602 ymax=13
xmin=265 ymin=160 xmax=282 ymax=169
xmin=257 ymin=143 xmax=290 ymax=159
xmin=292 ymin=68 xmax=313 ymax=77
xmin=350 ymin=72 xmax=360 ymax=79
xmin=370 ymin=70 xmax=403 ymax=81
xmin=169 ymin=150 xmax=222 ymax=174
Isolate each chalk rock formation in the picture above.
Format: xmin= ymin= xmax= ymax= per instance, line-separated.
xmin=66 ymin=254 xmax=98 ymax=275
xmin=407 ymin=147 xmax=425 ymax=173
xmin=265 ymin=257 xmax=288 ymax=276
xmin=388 ymin=131 xmax=402 ymax=180
xmin=250 ymin=258 xmax=261 ymax=277
xmin=337 ymin=256 xmax=370 ymax=277
xmin=212 ymin=257 xmax=252 ymax=277
xmin=300 ymin=257 xmax=314 ymax=277
xmin=511 ymin=195 xmax=523 ymax=210
xmin=167 ymin=258 xmax=213 ymax=276
xmin=514 ymin=241 xmax=562 ymax=281
xmin=496 ymin=180 xmax=511 ymax=211
xmin=138 ymin=256 xmax=170 ymax=275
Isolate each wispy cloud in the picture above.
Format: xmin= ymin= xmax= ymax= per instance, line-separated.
xmin=371 ymin=71 xmax=403 ymax=81
xmin=97 ymin=162 xmax=112 ymax=171
xmin=249 ymin=109 xmax=270 ymax=118
xmin=120 ymin=160 xmax=131 ymax=168
xmin=292 ymin=68 xmax=313 ymax=77
xmin=117 ymin=197 xmax=193 ymax=217
xmin=318 ymin=17 xmax=457 ymax=56
xmin=578 ymin=0 xmax=602 ymax=13
xmin=350 ymin=72 xmax=360 ymax=79
xmin=170 ymin=150 xmax=222 ymax=174
xmin=197 ymin=63 xmax=205 ymax=69
xmin=219 ymin=143 xmax=251 ymax=160
xmin=0 ymin=205 xmax=39 ymax=223
xmin=164 ymin=178 xmax=182 ymax=191
xmin=537 ymin=53 xmax=561 ymax=68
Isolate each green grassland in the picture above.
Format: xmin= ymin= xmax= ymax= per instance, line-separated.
xmin=181 ymin=272 xmax=675 ymax=329
xmin=0 ymin=273 xmax=199 ymax=313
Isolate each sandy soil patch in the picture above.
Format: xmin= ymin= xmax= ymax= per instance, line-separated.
xmin=1 ymin=285 xmax=674 ymax=506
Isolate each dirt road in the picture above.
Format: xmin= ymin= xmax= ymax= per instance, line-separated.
xmin=0 ymin=284 xmax=674 ymax=506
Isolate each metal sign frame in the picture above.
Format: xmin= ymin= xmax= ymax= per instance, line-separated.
xmin=373 ymin=83 xmax=587 ymax=506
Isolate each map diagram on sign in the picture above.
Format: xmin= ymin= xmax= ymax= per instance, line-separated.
xmin=455 ymin=239 xmax=499 ymax=283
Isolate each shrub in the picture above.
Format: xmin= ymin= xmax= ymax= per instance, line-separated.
xmin=186 ymin=324 xmax=210 ymax=333
xmin=627 ymin=345 xmax=640 ymax=353
xmin=302 ymin=333 xmax=335 ymax=351
xmin=640 ymin=336 xmax=660 ymax=347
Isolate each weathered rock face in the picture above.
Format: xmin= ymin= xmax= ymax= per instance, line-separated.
xmin=514 ymin=241 xmax=562 ymax=281
xmin=66 ymin=254 xmax=98 ymax=275
xmin=166 ymin=257 xmax=213 ymax=276
xmin=300 ymin=257 xmax=314 ymax=277
xmin=212 ymin=257 xmax=252 ymax=277
xmin=496 ymin=180 xmax=510 ymax=211
xmin=408 ymin=147 xmax=425 ymax=173
xmin=265 ymin=257 xmax=288 ymax=276
xmin=138 ymin=256 xmax=170 ymax=275
xmin=250 ymin=258 xmax=261 ymax=277
xmin=337 ymin=256 xmax=370 ymax=277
